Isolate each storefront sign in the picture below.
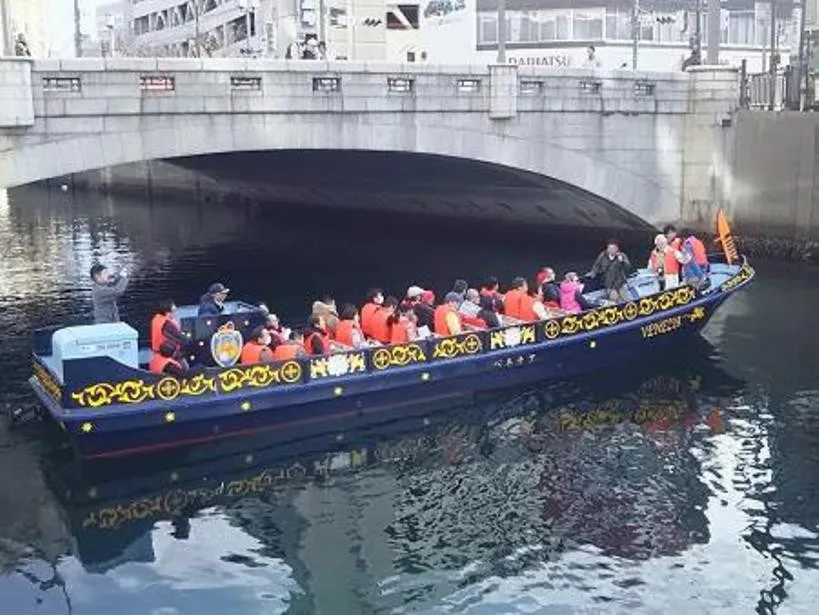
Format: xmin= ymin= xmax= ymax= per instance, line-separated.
xmin=508 ymin=55 xmax=571 ymax=68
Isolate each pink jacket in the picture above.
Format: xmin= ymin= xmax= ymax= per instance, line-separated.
xmin=560 ymin=280 xmax=583 ymax=314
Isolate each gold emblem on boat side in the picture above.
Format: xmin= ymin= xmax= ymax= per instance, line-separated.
xmin=541 ymin=286 xmax=695 ymax=342
xmin=32 ymin=362 xmax=62 ymax=401
xmin=70 ymin=363 xmax=302 ymax=408
xmin=309 ymin=352 xmax=367 ymax=380
xmin=432 ymin=333 xmax=483 ymax=360
xmin=720 ymin=263 xmax=754 ymax=292
xmin=371 ymin=343 xmax=427 ymax=370
xmin=489 ymin=325 xmax=536 ymax=350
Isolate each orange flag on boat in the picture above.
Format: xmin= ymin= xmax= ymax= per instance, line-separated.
xmin=715 ymin=208 xmax=739 ymax=265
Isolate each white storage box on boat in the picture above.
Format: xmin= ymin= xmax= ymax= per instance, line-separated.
xmin=51 ymin=323 xmax=139 ymax=380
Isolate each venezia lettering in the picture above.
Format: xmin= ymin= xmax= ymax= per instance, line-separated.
xmin=641 ymin=315 xmax=683 ymax=339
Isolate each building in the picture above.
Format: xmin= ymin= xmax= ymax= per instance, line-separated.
xmin=468 ymin=0 xmax=800 ymax=73
xmin=0 ymin=0 xmax=57 ymax=57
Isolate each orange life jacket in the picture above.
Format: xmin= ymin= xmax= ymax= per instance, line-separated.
xmin=687 ymin=236 xmax=708 ymax=266
xmin=360 ymin=302 xmax=380 ymax=337
xmin=504 ymin=289 xmax=526 ymax=319
xmin=519 ymin=294 xmax=539 ymax=321
xmin=272 ymin=342 xmax=302 ymax=361
xmin=390 ymin=319 xmax=412 ymax=344
xmin=149 ymin=353 xmax=181 ymax=375
xmin=150 ymin=313 xmax=181 ymax=353
xmin=241 ymin=341 xmax=272 ymax=365
xmin=434 ymin=304 xmax=461 ymax=337
xmin=370 ymin=309 xmax=393 ymax=343
xmin=303 ymin=330 xmax=330 ymax=356
xmin=335 ymin=320 xmax=360 ymax=347
xmin=651 ymin=248 xmax=681 ymax=275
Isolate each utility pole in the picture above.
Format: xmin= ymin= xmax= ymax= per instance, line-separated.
xmin=74 ymin=0 xmax=82 ymax=57
xmin=695 ymin=0 xmax=702 ymax=57
xmin=706 ymin=0 xmax=720 ymax=64
xmin=1 ymin=0 xmax=13 ymax=56
xmin=497 ymin=0 xmax=506 ymax=63
xmin=194 ymin=0 xmax=201 ymax=57
xmin=797 ymin=0 xmax=807 ymax=110
xmin=631 ymin=0 xmax=639 ymax=69
xmin=770 ymin=0 xmax=777 ymax=110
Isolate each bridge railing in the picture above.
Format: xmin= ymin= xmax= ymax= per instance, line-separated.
xmin=0 ymin=58 xmax=704 ymax=126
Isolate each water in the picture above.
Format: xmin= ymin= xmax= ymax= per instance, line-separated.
xmin=1 ymin=184 xmax=819 ymax=614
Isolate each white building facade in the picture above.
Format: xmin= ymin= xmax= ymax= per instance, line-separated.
xmin=0 ymin=0 xmax=57 ymax=57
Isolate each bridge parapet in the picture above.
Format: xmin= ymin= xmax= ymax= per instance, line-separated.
xmin=14 ymin=58 xmax=694 ymax=123
xmin=0 ymin=58 xmax=34 ymax=128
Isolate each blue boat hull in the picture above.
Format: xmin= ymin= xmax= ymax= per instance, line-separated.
xmin=31 ymin=292 xmax=727 ymax=459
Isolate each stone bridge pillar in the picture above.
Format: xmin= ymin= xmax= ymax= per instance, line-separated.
xmin=489 ymin=64 xmax=517 ymax=120
xmin=0 ymin=58 xmax=34 ymax=128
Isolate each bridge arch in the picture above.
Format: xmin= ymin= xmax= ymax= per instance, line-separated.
xmin=4 ymin=111 xmax=678 ymax=226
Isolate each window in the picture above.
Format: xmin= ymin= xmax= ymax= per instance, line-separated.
xmin=43 ymin=77 xmax=81 ymax=92
xmin=140 ymin=76 xmax=174 ymax=91
xmin=388 ymin=77 xmax=413 ymax=92
xmin=231 ymin=76 xmax=262 ymax=90
xmin=329 ymin=8 xmax=347 ymax=28
xmin=573 ymin=11 xmax=603 ymax=40
xmin=457 ymin=78 xmax=480 ymax=93
xmin=313 ymin=77 xmax=340 ymax=92
xmin=478 ymin=13 xmax=497 ymax=44
xmin=605 ymin=7 xmax=630 ymax=41
xmin=728 ymin=11 xmax=755 ymax=45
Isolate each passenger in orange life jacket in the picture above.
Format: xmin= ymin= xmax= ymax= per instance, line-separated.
xmin=149 ymin=340 xmax=186 ymax=376
xmin=335 ymin=303 xmax=369 ymax=349
xmin=360 ymin=288 xmax=384 ymax=338
xmin=370 ymin=296 xmax=398 ymax=343
xmin=678 ymin=227 xmax=710 ymax=288
xmin=150 ymin=300 xmax=188 ymax=356
xmin=649 ymin=233 xmax=688 ymax=290
xmin=272 ymin=330 xmax=308 ymax=361
xmin=434 ymin=292 xmax=463 ymax=336
xmin=303 ymin=314 xmax=331 ymax=356
xmin=240 ymin=326 xmax=275 ymax=365
xmin=664 ymin=224 xmax=682 ymax=251
xmin=519 ymin=283 xmax=550 ymax=321
xmin=389 ymin=303 xmax=419 ymax=344
xmin=480 ymin=276 xmax=505 ymax=314
xmin=503 ymin=277 xmax=528 ymax=319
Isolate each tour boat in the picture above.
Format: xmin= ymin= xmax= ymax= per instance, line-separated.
xmin=28 ymin=212 xmax=754 ymax=459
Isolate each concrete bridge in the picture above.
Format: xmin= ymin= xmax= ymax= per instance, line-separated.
xmin=0 ymin=58 xmax=740 ymax=230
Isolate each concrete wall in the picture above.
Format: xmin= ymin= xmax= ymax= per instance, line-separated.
xmin=0 ymin=58 xmax=704 ymax=229
xmin=0 ymin=58 xmax=34 ymax=128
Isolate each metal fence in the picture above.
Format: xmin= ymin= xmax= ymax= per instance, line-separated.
xmin=740 ymin=61 xmax=816 ymax=111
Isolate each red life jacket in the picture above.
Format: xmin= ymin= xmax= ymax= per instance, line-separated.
xmin=433 ymin=304 xmax=461 ymax=336
xmin=360 ymin=302 xmax=380 ymax=338
xmin=504 ymin=289 xmax=526 ymax=319
xmin=272 ymin=342 xmax=302 ymax=361
xmin=149 ymin=353 xmax=181 ymax=375
xmin=150 ymin=313 xmax=182 ymax=353
xmin=240 ymin=342 xmax=272 ymax=365
xmin=335 ymin=320 xmax=361 ymax=347
xmin=686 ymin=236 xmax=708 ymax=266
xmin=519 ymin=294 xmax=539 ymax=321
xmin=370 ymin=309 xmax=393 ymax=343
xmin=303 ymin=330 xmax=330 ymax=355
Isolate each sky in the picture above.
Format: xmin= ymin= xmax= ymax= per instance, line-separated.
xmin=52 ymin=0 xmax=108 ymax=53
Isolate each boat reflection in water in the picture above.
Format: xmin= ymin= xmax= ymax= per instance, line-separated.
xmin=44 ymin=338 xmax=744 ymax=579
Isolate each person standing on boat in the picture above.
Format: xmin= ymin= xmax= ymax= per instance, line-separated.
xmin=586 ymin=240 xmax=632 ymax=302
xmin=649 ymin=234 xmax=688 ymax=290
xmin=198 ymin=283 xmax=229 ymax=316
xmin=434 ymin=292 xmax=464 ymax=337
xmin=90 ymin=263 xmax=129 ymax=324
xmin=240 ymin=327 xmax=275 ymax=365
xmin=678 ymin=228 xmax=709 ymax=289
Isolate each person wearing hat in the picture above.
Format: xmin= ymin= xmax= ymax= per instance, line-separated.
xmin=433 ymin=292 xmax=463 ymax=337
xmin=90 ymin=263 xmax=129 ymax=324
xmin=198 ymin=282 xmax=230 ymax=316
